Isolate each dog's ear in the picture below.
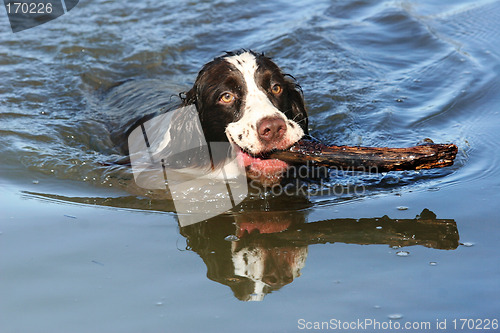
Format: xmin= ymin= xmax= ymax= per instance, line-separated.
xmin=182 ymin=66 xmax=214 ymax=114
xmin=183 ymin=56 xmax=227 ymax=114
xmin=286 ymin=80 xmax=309 ymax=134
xmin=182 ymin=86 xmax=198 ymax=107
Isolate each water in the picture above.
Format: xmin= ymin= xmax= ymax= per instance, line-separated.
xmin=1 ymin=0 xmax=500 ymax=332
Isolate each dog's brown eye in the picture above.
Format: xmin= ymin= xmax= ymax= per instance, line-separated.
xmin=271 ymin=84 xmax=282 ymax=95
xmin=219 ymin=92 xmax=235 ymax=104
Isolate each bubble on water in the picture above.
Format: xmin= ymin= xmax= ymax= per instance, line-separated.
xmin=397 ymin=206 xmax=408 ymax=210
xmin=224 ymin=235 xmax=239 ymax=242
xmin=376 ymin=226 xmax=382 ymax=230
xmin=461 ymin=242 xmax=474 ymax=247
xmin=388 ymin=313 xmax=403 ymax=320
xmin=396 ymin=251 xmax=410 ymax=257
xmin=429 ymin=262 xmax=438 ymax=266
xmin=32 ymin=180 xmax=39 ymax=184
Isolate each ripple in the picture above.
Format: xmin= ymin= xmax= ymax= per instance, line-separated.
xmin=388 ymin=313 xmax=404 ymax=320
xmin=396 ymin=251 xmax=410 ymax=257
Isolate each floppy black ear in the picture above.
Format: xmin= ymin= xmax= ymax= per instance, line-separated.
xmin=286 ymin=80 xmax=309 ymax=134
xmin=182 ymin=85 xmax=199 ymax=108
xmin=181 ymin=63 xmax=216 ymax=117
xmin=183 ymin=82 xmax=214 ymax=133
xmin=182 ymin=82 xmax=215 ymax=135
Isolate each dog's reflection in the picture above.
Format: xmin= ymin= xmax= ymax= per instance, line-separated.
xmin=180 ymin=210 xmax=308 ymax=301
xmin=180 ymin=208 xmax=459 ymax=301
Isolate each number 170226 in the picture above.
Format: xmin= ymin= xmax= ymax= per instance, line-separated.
xmin=452 ymin=319 xmax=499 ymax=330
xmin=6 ymin=2 xmax=53 ymax=14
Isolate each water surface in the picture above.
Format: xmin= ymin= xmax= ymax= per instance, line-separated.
xmin=1 ymin=0 xmax=500 ymax=332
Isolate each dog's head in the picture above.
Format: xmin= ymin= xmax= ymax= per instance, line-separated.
xmin=183 ymin=50 xmax=308 ymax=185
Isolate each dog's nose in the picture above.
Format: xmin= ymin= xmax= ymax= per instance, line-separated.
xmin=257 ymin=117 xmax=287 ymax=143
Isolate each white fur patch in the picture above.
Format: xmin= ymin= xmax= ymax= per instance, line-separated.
xmin=224 ymin=52 xmax=304 ymax=154
xmin=231 ymin=243 xmax=308 ymax=301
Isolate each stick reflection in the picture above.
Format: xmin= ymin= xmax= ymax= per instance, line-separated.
xmin=180 ymin=208 xmax=458 ymax=301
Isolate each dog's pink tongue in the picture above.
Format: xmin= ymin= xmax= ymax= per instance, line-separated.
xmin=237 ymin=150 xmax=288 ymax=186
xmin=237 ymin=150 xmax=288 ymax=171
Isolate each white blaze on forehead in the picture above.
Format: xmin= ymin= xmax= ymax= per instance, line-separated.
xmin=224 ymin=52 xmax=304 ymax=154
xmin=225 ymin=52 xmax=263 ymax=99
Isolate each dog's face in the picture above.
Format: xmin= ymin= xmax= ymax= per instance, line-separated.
xmin=184 ymin=50 xmax=308 ymax=150
xmin=184 ymin=50 xmax=308 ymax=185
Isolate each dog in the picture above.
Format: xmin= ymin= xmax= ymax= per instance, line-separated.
xmin=181 ymin=50 xmax=309 ymax=186
xmin=112 ymin=50 xmax=309 ymax=191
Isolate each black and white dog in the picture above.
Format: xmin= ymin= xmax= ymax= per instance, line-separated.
xmin=182 ymin=50 xmax=309 ymax=186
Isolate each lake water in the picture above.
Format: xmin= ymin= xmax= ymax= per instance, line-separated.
xmin=1 ymin=0 xmax=500 ymax=332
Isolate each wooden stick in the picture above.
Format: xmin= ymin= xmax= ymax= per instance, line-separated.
xmin=269 ymin=137 xmax=458 ymax=172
